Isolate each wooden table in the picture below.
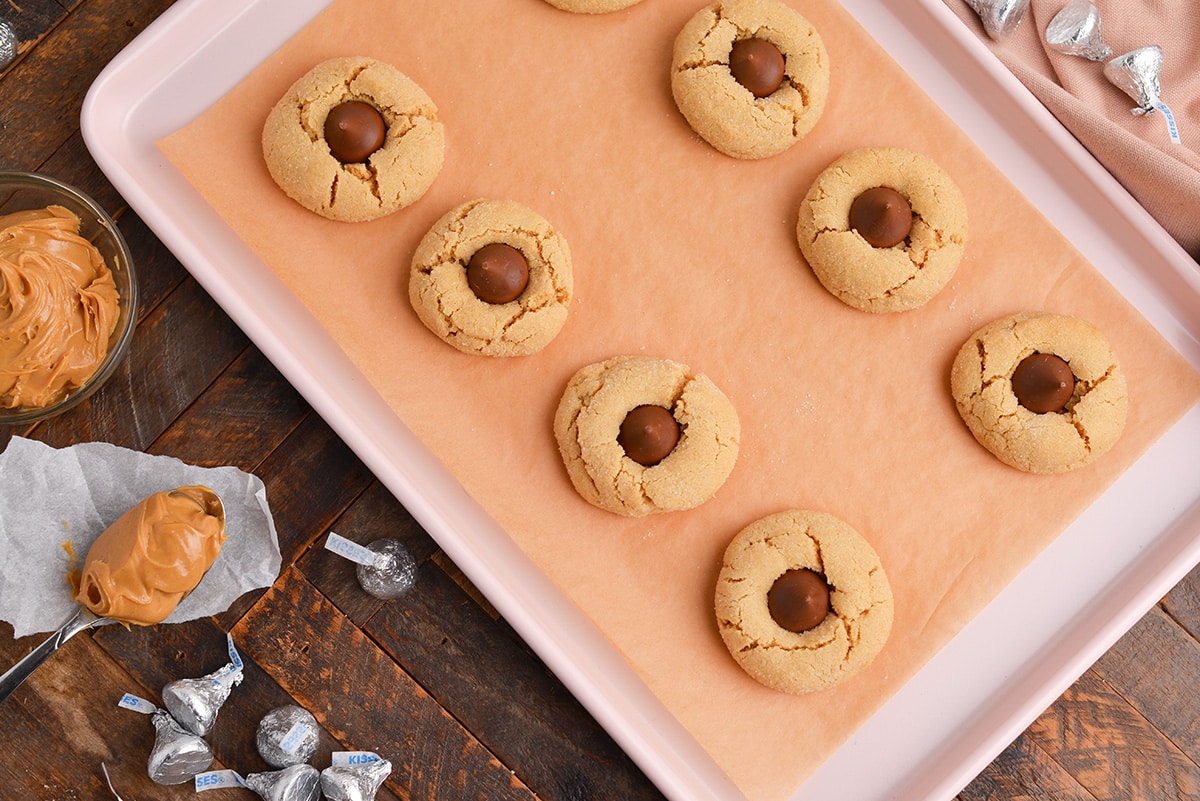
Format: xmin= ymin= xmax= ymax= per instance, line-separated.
xmin=2 ymin=2 xmax=1198 ymax=800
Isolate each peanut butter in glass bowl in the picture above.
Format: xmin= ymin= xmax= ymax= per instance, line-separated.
xmin=0 ymin=171 xmax=137 ymax=424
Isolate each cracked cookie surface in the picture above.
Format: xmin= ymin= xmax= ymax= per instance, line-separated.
xmin=670 ymin=0 xmax=829 ymax=159
xmin=950 ymin=312 xmax=1128 ymax=474
xmin=262 ymin=56 xmax=444 ymax=222
xmin=715 ymin=509 xmax=893 ymax=694
xmin=796 ymin=147 xmax=967 ymax=312
xmin=540 ymin=0 xmax=644 ymax=12
xmin=554 ymin=356 xmax=739 ymax=516
xmin=409 ymin=198 xmax=573 ymax=357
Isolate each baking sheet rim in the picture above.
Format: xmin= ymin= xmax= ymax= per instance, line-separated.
xmin=78 ymin=0 xmax=1200 ymax=799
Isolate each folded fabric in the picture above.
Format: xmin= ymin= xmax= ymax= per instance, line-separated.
xmin=945 ymin=0 xmax=1200 ymax=261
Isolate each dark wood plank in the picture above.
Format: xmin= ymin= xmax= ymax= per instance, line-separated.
xmin=363 ymin=556 xmax=667 ymax=801
xmin=147 ymin=346 xmax=309 ymax=470
xmin=1091 ymin=606 xmax=1200 ymax=767
xmin=234 ymin=567 xmax=539 ymax=801
xmin=235 ymin=413 xmax=373 ymax=566
xmin=117 ymin=209 xmax=193 ymax=320
xmin=1025 ymin=669 xmax=1200 ymax=801
xmin=1162 ymin=562 xmax=1200 ymax=643
xmin=0 ymin=420 xmax=31 ymax=450
xmin=958 ymin=731 xmax=1095 ymax=801
xmin=36 ymin=130 xmax=127 ymax=217
xmin=431 ymin=550 xmax=503 ymax=621
xmin=0 ymin=0 xmax=176 ymax=170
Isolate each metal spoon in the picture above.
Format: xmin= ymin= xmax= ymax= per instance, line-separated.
xmin=0 ymin=486 xmax=225 ymax=706
xmin=0 ymin=607 xmax=115 ymax=704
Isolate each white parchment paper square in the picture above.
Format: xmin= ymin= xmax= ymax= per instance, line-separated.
xmin=0 ymin=437 xmax=282 ymax=637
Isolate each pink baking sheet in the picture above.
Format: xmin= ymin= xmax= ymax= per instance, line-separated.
xmin=151 ymin=1 xmax=1200 ymax=799
xmin=79 ymin=1 xmax=1200 ymax=801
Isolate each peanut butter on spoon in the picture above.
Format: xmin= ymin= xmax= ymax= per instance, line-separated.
xmin=75 ymin=486 xmax=226 ymax=626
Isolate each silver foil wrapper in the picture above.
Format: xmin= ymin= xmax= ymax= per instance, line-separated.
xmin=1104 ymin=46 xmax=1164 ymax=115
xmin=320 ymin=758 xmax=393 ymax=801
xmin=147 ymin=709 xmax=214 ymax=785
xmin=161 ymin=659 xmax=243 ymax=736
xmin=0 ymin=21 xmax=16 ymax=70
xmin=256 ymin=704 xmax=320 ymax=768
xmin=355 ymin=539 xmax=417 ymax=600
xmin=1045 ymin=0 xmax=1112 ymax=61
xmin=245 ymin=763 xmax=322 ymax=801
xmin=965 ymin=0 xmax=1029 ymax=41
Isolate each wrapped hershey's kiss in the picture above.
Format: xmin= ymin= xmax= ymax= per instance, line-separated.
xmin=148 ymin=709 xmax=215 ymax=785
xmin=257 ymin=704 xmax=320 ymax=768
xmin=0 ymin=21 xmax=16 ymax=70
xmin=321 ymin=752 xmax=393 ymax=801
xmin=1045 ymin=0 xmax=1112 ymax=61
xmin=162 ymin=634 xmax=244 ymax=736
xmin=245 ymin=763 xmax=321 ymax=801
xmin=965 ymin=0 xmax=1029 ymax=40
xmin=325 ymin=532 xmax=417 ymax=600
xmin=117 ymin=693 xmax=214 ymax=785
xmin=1105 ymin=46 xmax=1165 ymax=115
xmin=356 ymin=539 xmax=417 ymax=600
xmin=1104 ymin=45 xmax=1182 ymax=143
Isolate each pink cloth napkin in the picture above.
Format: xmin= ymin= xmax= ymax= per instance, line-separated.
xmin=945 ymin=0 xmax=1200 ymax=261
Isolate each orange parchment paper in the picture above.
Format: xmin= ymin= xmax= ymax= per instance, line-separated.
xmin=159 ymin=1 xmax=1200 ymax=798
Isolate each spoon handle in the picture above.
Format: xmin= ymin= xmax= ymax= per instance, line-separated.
xmin=0 ymin=608 xmax=107 ymax=704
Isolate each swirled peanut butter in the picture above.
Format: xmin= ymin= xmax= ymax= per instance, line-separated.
xmin=0 ymin=205 xmax=120 ymax=409
xmin=75 ymin=486 xmax=227 ymax=625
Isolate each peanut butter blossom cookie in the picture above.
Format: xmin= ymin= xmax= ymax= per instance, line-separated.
xmin=950 ymin=312 xmax=1128 ymax=474
xmin=670 ymin=0 xmax=830 ymax=159
xmin=796 ymin=147 xmax=967 ymax=312
xmin=715 ymin=510 xmax=894 ymax=694
xmin=409 ymin=198 xmax=573 ymax=357
xmin=540 ymin=0 xmax=644 ymax=11
xmin=262 ymin=56 xmax=444 ymax=222
xmin=554 ymin=356 xmax=740 ymax=516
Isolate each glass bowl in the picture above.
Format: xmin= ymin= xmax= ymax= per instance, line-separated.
xmin=0 ymin=171 xmax=138 ymax=424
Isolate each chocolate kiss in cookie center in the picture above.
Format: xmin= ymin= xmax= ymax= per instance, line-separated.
xmin=1012 ymin=352 xmax=1075 ymax=413
xmin=768 ymin=568 xmax=831 ymax=633
xmin=850 ymin=186 xmax=912 ymax=248
xmin=618 ymin=404 xmax=680 ymax=467
xmin=324 ymin=100 xmax=387 ymax=163
xmin=729 ymin=37 xmax=786 ymax=98
xmin=467 ymin=243 xmax=530 ymax=304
